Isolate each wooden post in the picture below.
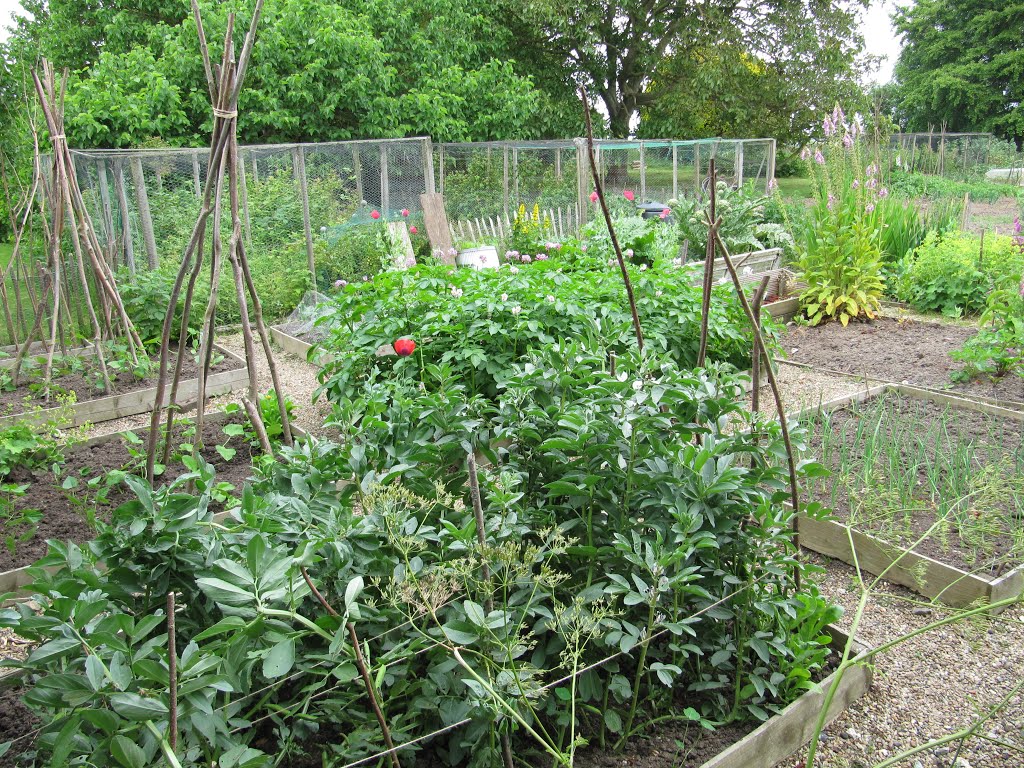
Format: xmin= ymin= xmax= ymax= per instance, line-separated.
xmin=512 ymin=147 xmax=519 ymax=208
xmin=239 ymin=151 xmax=252 ymax=248
xmin=192 ymin=151 xmax=201 ymax=197
xmin=639 ymin=141 xmax=646 ymax=200
xmin=387 ymin=221 xmax=415 ymax=268
xmin=422 ymin=137 xmax=435 ymax=195
xmin=96 ymin=161 xmax=116 ymax=263
xmin=251 ymin=155 xmax=259 ymax=184
xmin=420 ymin=192 xmax=455 ymax=263
xmin=735 ymin=141 xmax=744 ymax=188
xmin=502 ymin=145 xmax=510 ymax=223
xmin=380 ymin=143 xmax=390 ymax=214
xmin=438 ymin=143 xmax=445 ymax=198
xmin=695 ymin=143 xmax=702 ymax=195
xmin=672 ymin=144 xmax=679 ymax=200
xmin=113 ymin=162 xmax=136 ymax=275
xmin=575 ymin=138 xmax=589 ymax=226
xmin=292 ymin=146 xmax=315 ymax=279
xmin=353 ymin=145 xmax=364 ymax=203
xmin=555 ymin=148 xmax=562 ymax=179
xmin=129 ymin=157 xmax=158 ymax=269
xmin=766 ymin=139 xmax=776 ymax=191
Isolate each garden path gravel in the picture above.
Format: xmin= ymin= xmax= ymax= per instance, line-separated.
xmin=82 ymin=332 xmax=335 ymax=440
xmin=774 ymin=553 xmax=1024 ymax=768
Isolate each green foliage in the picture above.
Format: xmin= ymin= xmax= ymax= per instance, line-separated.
xmin=670 ymin=182 xmax=796 ymax=260
xmin=316 ymin=222 xmax=409 ymax=290
xmin=870 ymin=195 xmax=962 ymax=268
xmin=892 ymin=0 xmax=1024 ymax=148
xmin=315 ymin=262 xmax=763 ymax=404
xmin=951 ymin=287 xmax=1024 ymax=379
xmin=886 ymin=169 xmax=1024 ymax=203
xmin=898 ymin=232 xmax=1024 ymax=316
xmin=0 ymin=408 xmax=69 ymax=479
xmin=442 ymin=154 xmax=577 ymax=221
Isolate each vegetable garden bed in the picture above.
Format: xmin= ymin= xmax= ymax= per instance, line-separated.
xmin=797 ymin=384 xmax=1024 ymax=610
xmin=0 ymin=409 xmax=265 ymax=592
xmin=780 ymin=315 xmax=1024 ymax=410
xmin=0 ymin=344 xmax=247 ymax=428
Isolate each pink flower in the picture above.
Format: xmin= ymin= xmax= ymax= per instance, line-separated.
xmin=1014 ymin=216 xmax=1021 ymax=235
xmin=590 ymin=190 xmax=599 ymax=203
xmin=623 ymin=190 xmax=635 ymax=202
xmin=580 ymin=245 xmax=587 ymax=252
xmin=334 ymin=279 xmax=347 ymax=289
xmin=827 ymin=193 xmax=836 ymax=210
xmin=814 ymin=150 xmax=825 ymax=165
xmin=823 ymin=116 xmax=834 ymax=137
xmin=370 ymin=210 xmax=381 ymax=220
xmin=866 ymin=164 xmax=877 ymax=176
xmin=800 ymin=147 xmax=811 ymax=161
xmin=536 ymin=253 xmax=548 ymax=261
xmin=865 ymin=203 xmax=875 ymax=214
xmin=767 ymin=178 xmax=778 ymax=192
xmin=851 ymin=179 xmax=860 ymax=190
xmin=521 ymin=254 xmax=532 ymax=263
xmin=866 ymin=178 xmax=877 ymax=189
xmin=660 ymin=208 xmax=671 ymax=219
xmin=843 ymin=134 xmax=853 ymax=149
xmin=624 ymin=248 xmax=634 ymax=258
xmin=878 ymin=187 xmax=889 ymax=198
xmin=409 ymin=225 xmax=418 ymax=234
xmin=401 ymin=209 xmax=410 ymax=217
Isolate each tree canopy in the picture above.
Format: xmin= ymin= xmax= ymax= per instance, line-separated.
xmin=892 ymin=0 xmax=1024 ymax=149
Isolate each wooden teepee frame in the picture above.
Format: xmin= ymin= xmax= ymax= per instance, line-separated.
xmin=144 ymin=0 xmax=293 ymax=480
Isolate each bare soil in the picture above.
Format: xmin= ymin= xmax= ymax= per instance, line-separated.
xmin=782 ymin=316 xmax=1024 ymax=404
xmin=0 ymin=414 xmax=258 ymax=573
xmin=0 ymin=347 xmax=239 ymax=417
xmin=0 ymin=684 xmax=37 ymax=768
xmin=805 ymin=391 xmax=1024 ymax=577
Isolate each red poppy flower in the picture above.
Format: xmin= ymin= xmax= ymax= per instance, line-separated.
xmin=401 ymin=209 xmax=410 ymax=217
xmin=589 ymin=190 xmax=599 ymax=202
xmin=409 ymin=225 xmax=418 ymax=234
xmin=623 ymin=190 xmax=635 ymax=202
xmin=371 ymin=210 xmax=381 ymax=220
xmin=394 ymin=338 xmax=416 ymax=356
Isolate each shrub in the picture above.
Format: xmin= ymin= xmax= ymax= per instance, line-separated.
xmin=886 ymin=169 xmax=1023 ymax=204
xmin=315 ymin=261 xmax=766 ymax=404
xmin=898 ymin=231 xmax=1024 ymax=316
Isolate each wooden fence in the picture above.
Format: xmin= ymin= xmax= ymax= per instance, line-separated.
xmin=449 ymin=205 xmax=581 ymax=246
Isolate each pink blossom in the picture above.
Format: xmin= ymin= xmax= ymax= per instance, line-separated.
xmin=409 ymin=225 xmax=418 ymax=234
xmin=536 ymin=253 xmax=548 ymax=261
xmin=623 ymin=190 xmax=635 ymax=202
xmin=865 ymin=203 xmax=875 ymax=214
xmin=823 ymin=116 xmax=834 ymax=137
xmin=590 ymin=190 xmax=599 ymax=203
xmin=827 ymin=193 xmax=836 ymax=210
xmin=878 ymin=187 xmax=889 ymax=198
xmin=767 ymin=178 xmax=778 ymax=192
xmin=1013 ymin=216 xmax=1021 ymax=235
xmin=521 ymin=254 xmax=532 ymax=263
xmin=866 ymin=178 xmax=877 ymax=189
xmin=405 ymin=256 xmax=416 ymax=267
xmin=814 ymin=150 xmax=825 ymax=165
xmin=401 ymin=209 xmax=410 ymax=217
xmin=866 ymin=164 xmax=877 ymax=176
xmin=660 ymin=208 xmax=671 ymax=219
xmin=334 ymin=279 xmax=347 ymax=289
xmin=624 ymin=248 xmax=634 ymax=258
xmin=842 ymin=134 xmax=853 ymax=149
xmin=580 ymin=245 xmax=587 ymax=252
xmin=800 ymin=147 xmax=811 ymax=161
xmin=370 ymin=210 xmax=381 ymax=220
xmin=851 ymin=179 xmax=860 ymax=190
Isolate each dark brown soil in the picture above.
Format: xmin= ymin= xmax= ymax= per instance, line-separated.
xmin=782 ymin=316 xmax=1024 ymax=404
xmin=575 ymin=721 xmax=757 ymax=767
xmin=0 ymin=683 xmax=37 ymax=767
xmin=0 ymin=346 xmax=239 ymax=417
xmin=0 ymin=414 xmax=258 ymax=573
xmin=806 ymin=391 xmax=1024 ymax=577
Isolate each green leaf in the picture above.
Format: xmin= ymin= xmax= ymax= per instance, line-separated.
xmin=604 ymin=709 xmax=623 ymax=734
xmin=463 ymin=600 xmax=486 ymax=627
xmin=27 ymin=637 xmax=80 ymax=665
xmin=263 ymin=638 xmax=295 ymax=679
xmin=215 ymin=445 xmax=237 ymax=461
xmin=344 ymin=576 xmax=364 ymax=611
xmin=111 ymin=735 xmax=147 ymax=768
xmin=110 ymin=692 xmax=168 ymax=721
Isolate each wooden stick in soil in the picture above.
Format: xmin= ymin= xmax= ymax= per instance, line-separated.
xmin=697 ymin=160 xmax=718 ymax=368
xmin=299 ymin=567 xmax=401 ymax=768
xmin=466 ymin=452 xmax=514 ymax=768
xmin=710 ymin=228 xmax=802 ymax=587
xmin=580 ymin=87 xmax=643 ymax=351
xmin=167 ymin=592 xmax=178 ymax=753
xmin=750 ymin=275 xmax=771 ymax=416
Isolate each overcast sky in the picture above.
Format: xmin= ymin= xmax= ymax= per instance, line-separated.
xmin=0 ymin=0 xmax=904 ymax=80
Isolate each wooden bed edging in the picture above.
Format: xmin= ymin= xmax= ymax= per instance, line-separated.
xmin=793 ymin=383 xmax=1024 ymax=612
xmin=698 ymin=625 xmax=872 ymax=768
xmin=0 ymin=344 xmax=248 ymax=429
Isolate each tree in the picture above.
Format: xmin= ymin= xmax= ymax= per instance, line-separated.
xmin=893 ymin=0 xmax=1024 ymax=149
xmin=502 ymin=0 xmax=867 ymax=137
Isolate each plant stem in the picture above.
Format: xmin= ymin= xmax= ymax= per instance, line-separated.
xmin=617 ymin=599 xmax=657 ymax=750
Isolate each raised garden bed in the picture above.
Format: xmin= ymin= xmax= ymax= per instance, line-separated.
xmin=0 ymin=410 xmax=265 ymax=594
xmin=576 ymin=627 xmax=871 ymax=768
xmin=797 ymin=384 xmax=1024 ymax=610
xmin=780 ymin=315 xmax=1024 ymax=410
xmin=0 ymin=344 xmax=247 ymax=428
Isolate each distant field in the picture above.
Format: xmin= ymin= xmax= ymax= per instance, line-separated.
xmin=776 ymin=176 xmax=814 ymax=200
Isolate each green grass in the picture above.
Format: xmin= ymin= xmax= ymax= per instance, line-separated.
xmin=776 ymin=176 xmax=815 ymax=200
xmin=0 ymin=242 xmax=12 ymax=269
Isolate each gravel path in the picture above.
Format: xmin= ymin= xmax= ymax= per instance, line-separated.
xmin=82 ymin=332 xmax=334 ymax=440
xmin=775 ymin=553 xmax=1024 ymax=768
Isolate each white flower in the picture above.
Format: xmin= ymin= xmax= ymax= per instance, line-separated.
xmin=624 ymin=248 xmax=634 ymax=258
xmin=655 ymin=290 xmax=663 ymax=297
xmin=546 ymin=295 xmax=555 ymax=303
xmin=511 ymin=305 xmax=522 ymax=315
xmin=500 ymin=293 xmax=508 ymax=302
xmin=451 ymin=286 xmax=463 ymax=298
xmin=632 ymin=380 xmax=643 ymax=391
xmin=639 ymin=263 xmax=648 ymax=271
xmin=509 ymin=266 xmax=519 ymax=274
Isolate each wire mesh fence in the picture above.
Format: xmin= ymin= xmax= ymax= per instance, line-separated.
xmin=436 ymin=138 xmax=777 ymax=227
xmin=889 ymin=132 xmax=1024 ymax=180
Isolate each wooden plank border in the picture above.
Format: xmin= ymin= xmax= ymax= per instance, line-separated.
xmin=794 ymin=383 xmax=1024 ymax=612
xmin=699 ymin=626 xmax=872 ymax=768
xmin=0 ymin=345 xmax=248 ymax=429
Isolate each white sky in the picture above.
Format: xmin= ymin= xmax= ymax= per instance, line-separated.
xmin=0 ymin=0 xmax=904 ymax=80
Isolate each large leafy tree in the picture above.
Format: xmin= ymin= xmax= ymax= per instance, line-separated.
xmin=892 ymin=0 xmax=1024 ymax=149
xmin=502 ymin=0 xmax=867 ymax=137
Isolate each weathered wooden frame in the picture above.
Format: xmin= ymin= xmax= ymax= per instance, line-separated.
xmin=794 ymin=383 xmax=1024 ymax=612
xmin=699 ymin=627 xmax=872 ymax=768
xmin=0 ymin=344 xmax=247 ymax=429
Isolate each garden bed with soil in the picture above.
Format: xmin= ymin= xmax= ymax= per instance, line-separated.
xmin=781 ymin=315 xmax=1024 ymax=407
xmin=0 ymin=412 xmax=261 ymax=579
xmin=799 ymin=385 xmax=1024 ymax=607
xmin=0 ymin=344 xmax=246 ymax=428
